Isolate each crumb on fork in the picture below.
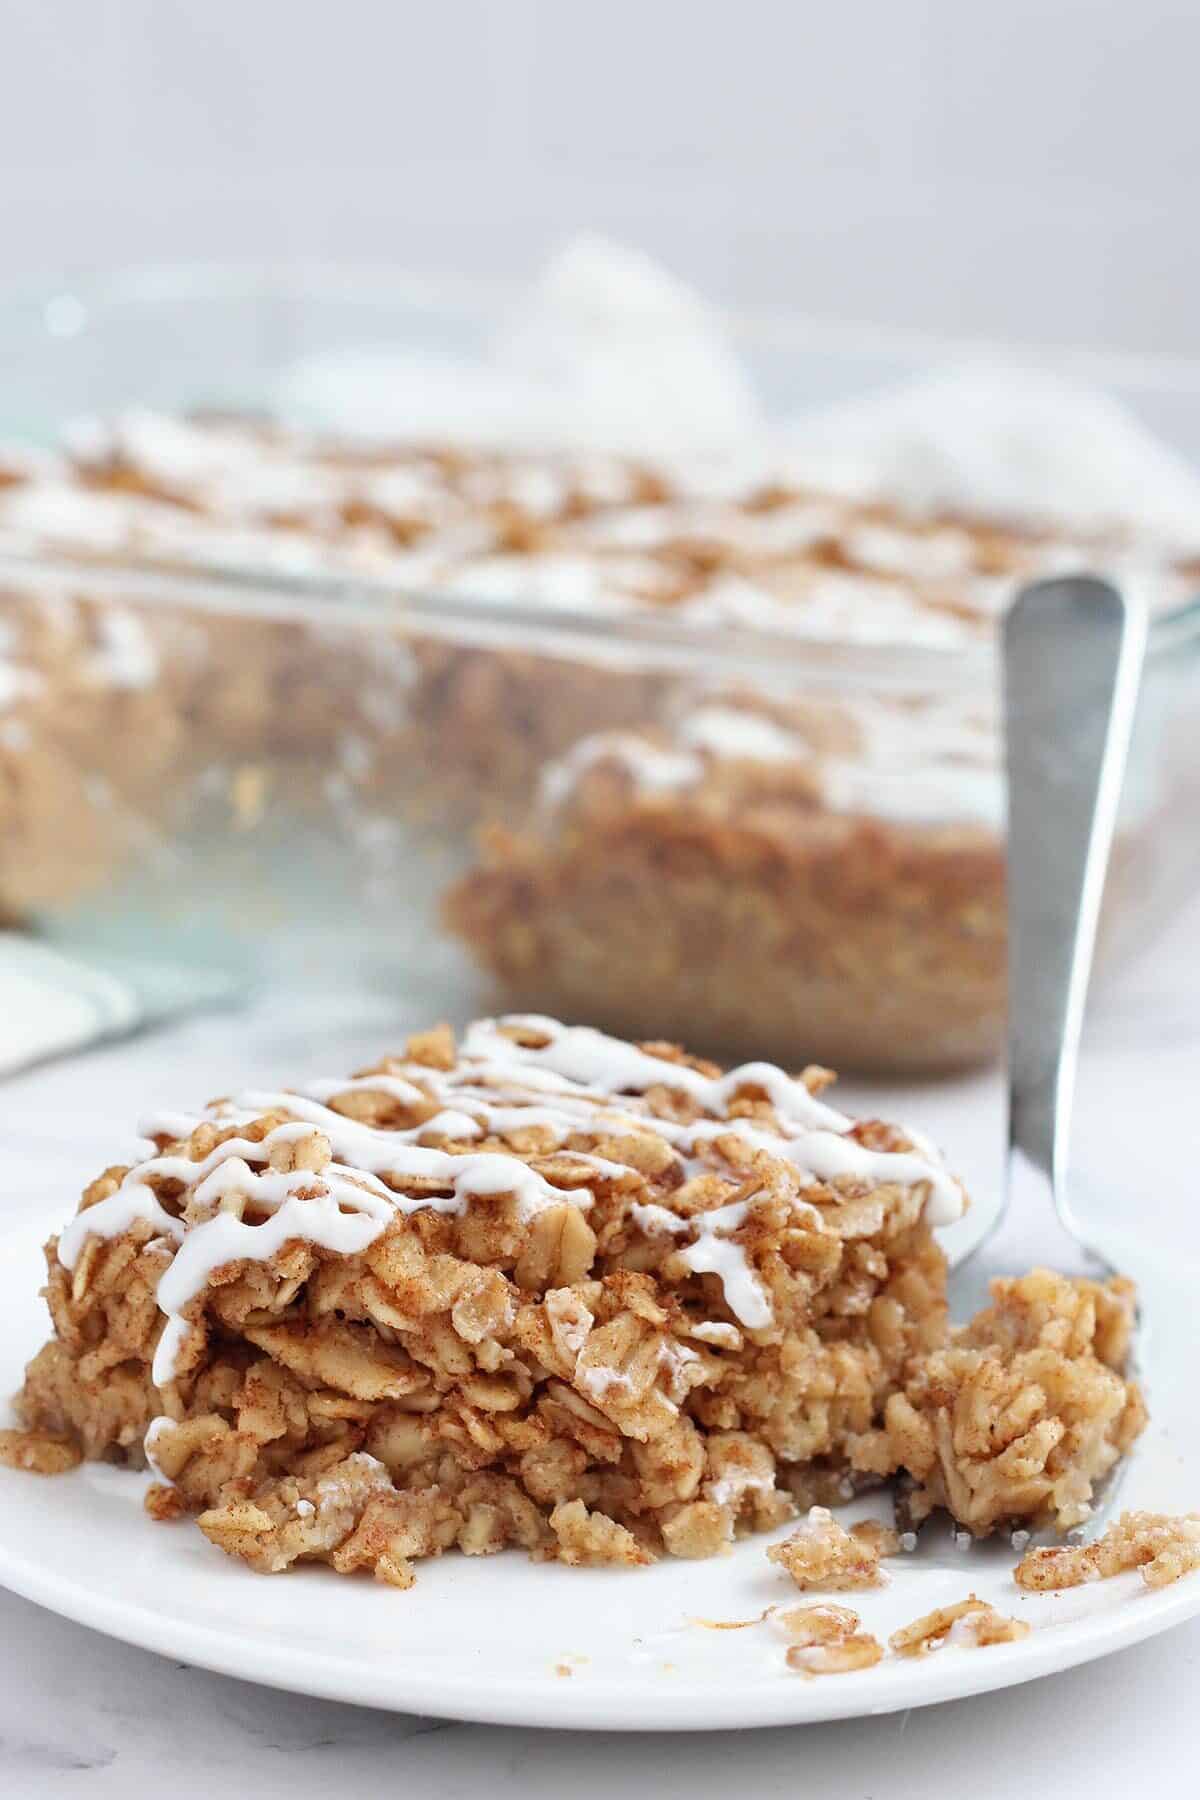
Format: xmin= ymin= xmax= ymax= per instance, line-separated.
xmin=855 ymin=1268 xmax=1146 ymax=1538
xmin=1015 ymin=1511 xmax=1200 ymax=1592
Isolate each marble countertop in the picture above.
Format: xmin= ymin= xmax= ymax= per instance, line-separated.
xmin=3 ymin=911 xmax=1200 ymax=1798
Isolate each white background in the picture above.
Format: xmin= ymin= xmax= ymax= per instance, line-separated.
xmin=4 ymin=3 xmax=1200 ymax=1790
xmin=1 ymin=0 xmax=1198 ymax=353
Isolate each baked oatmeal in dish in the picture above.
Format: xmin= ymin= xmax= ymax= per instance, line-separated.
xmin=8 ymin=1016 xmax=1144 ymax=1585
xmin=444 ymin=689 xmax=1006 ymax=1071
xmin=0 ymin=412 xmax=1191 ymax=1066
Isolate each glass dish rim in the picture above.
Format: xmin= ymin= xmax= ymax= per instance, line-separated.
xmin=13 ymin=258 xmax=1200 ymax=397
xmin=2 ymin=258 xmax=1198 ymax=674
xmin=3 ymin=551 xmax=1196 ymax=694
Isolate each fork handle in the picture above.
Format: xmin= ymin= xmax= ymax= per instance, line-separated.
xmin=1003 ymin=575 xmax=1148 ymax=1238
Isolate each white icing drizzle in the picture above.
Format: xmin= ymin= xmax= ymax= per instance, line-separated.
xmin=539 ymin=732 xmax=702 ymax=812
xmin=143 ymin=1414 xmax=174 ymax=1484
xmin=302 ymin=1072 xmax=428 ymax=1107
xmin=843 ymin=521 xmax=976 ymax=580
xmin=137 ymin=1108 xmax=210 ymax=1144
xmin=679 ymin=1117 xmax=961 ymax=1227
xmin=538 ymin=675 xmax=1005 ymax=831
xmin=820 ymin=756 xmax=1004 ymax=828
xmin=86 ymin=608 xmax=158 ymax=691
xmin=631 ymin=1198 xmax=769 ymax=1330
xmin=630 ymin=1201 xmax=688 ymax=1237
xmin=151 ymin=1186 xmax=386 ymax=1386
xmin=0 ymin=662 xmax=44 ymax=712
xmin=130 ymin=1020 xmax=960 ymax=1244
xmin=460 ymin=1016 xmax=853 ymax=1134
xmin=576 ymin=1365 xmax=634 ymax=1402
xmin=229 ymin=1090 xmax=613 ymax=1200
xmin=687 ymin=1321 xmax=742 ymax=1348
xmin=678 ymin=706 xmax=804 ymax=763
xmin=820 ymin=691 xmax=1004 ymax=828
xmin=673 ymin=1200 xmax=773 ymax=1331
xmin=58 ymin=1182 xmax=183 ymax=1267
xmin=706 ymin=1465 xmax=777 ymax=1507
xmin=54 ymin=1015 xmax=962 ymax=1403
xmin=61 ymin=1092 xmax=610 ymax=1388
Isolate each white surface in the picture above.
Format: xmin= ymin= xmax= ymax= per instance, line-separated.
xmin=2 ymin=915 xmax=1200 ymax=1786
xmin=2 ymin=1207 xmax=1199 ymax=1732
xmin=5 ymin=2 xmax=1200 ymax=357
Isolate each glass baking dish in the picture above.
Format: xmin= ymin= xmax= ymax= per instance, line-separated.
xmin=1 ymin=265 xmax=1198 ymax=1074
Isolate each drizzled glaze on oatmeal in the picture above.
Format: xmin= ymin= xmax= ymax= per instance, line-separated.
xmin=55 ymin=1015 xmax=964 ymax=1404
xmin=17 ymin=1018 xmax=1148 ymax=1577
xmin=536 ymin=695 xmax=1006 ymax=832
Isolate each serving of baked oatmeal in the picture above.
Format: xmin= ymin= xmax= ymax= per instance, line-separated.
xmin=8 ymin=1014 xmax=1145 ymax=1588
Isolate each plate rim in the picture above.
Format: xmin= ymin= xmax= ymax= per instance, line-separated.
xmin=4 ymin=1523 xmax=1200 ymax=1730
xmin=3 ymin=1214 xmax=1200 ymax=1730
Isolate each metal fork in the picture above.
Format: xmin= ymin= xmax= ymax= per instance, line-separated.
xmin=951 ymin=573 xmax=1149 ymax=1306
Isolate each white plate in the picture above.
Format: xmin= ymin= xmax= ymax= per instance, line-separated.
xmin=2 ymin=1212 xmax=1199 ymax=1730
